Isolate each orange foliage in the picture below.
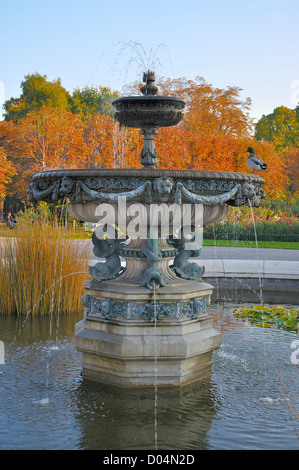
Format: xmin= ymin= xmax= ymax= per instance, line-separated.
xmin=0 ymin=108 xmax=87 ymax=199
xmin=84 ymin=114 xmax=115 ymax=168
xmin=155 ymin=126 xmax=192 ymax=169
xmin=85 ymin=117 xmax=144 ymax=169
xmin=0 ymin=147 xmax=15 ymax=200
xmin=157 ymin=76 xmax=253 ymax=138
xmin=0 ymin=77 xmax=294 ymax=201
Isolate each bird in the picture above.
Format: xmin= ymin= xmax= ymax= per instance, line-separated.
xmin=245 ymin=147 xmax=268 ymax=171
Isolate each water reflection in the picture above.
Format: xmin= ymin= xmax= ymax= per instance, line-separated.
xmin=73 ymin=380 xmax=219 ymax=450
xmin=0 ymin=307 xmax=298 ymax=450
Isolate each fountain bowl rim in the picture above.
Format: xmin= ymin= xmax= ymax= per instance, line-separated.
xmin=31 ymin=167 xmax=265 ymax=185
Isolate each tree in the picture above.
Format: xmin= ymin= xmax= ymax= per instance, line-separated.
xmin=255 ymin=106 xmax=299 ymax=152
xmin=1 ymin=73 xmax=294 ymax=203
xmin=0 ymin=146 xmax=15 ymax=215
xmin=149 ymin=76 xmax=254 ymax=172
xmin=155 ymin=126 xmax=192 ymax=169
xmin=3 ymin=73 xmax=71 ymax=122
xmin=113 ymin=76 xmax=290 ymax=197
xmin=156 ymin=76 xmax=254 ymax=138
xmin=0 ymin=147 xmax=15 ymax=201
xmin=71 ymin=86 xmax=119 ymax=119
xmin=83 ymin=114 xmax=115 ymax=168
xmin=0 ymin=107 xmax=87 ymax=200
xmin=282 ymin=146 xmax=299 ymax=197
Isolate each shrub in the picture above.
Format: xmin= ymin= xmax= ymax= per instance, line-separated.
xmin=204 ymin=205 xmax=299 ymax=242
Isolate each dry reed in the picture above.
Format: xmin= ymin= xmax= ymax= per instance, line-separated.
xmin=0 ymin=216 xmax=90 ymax=315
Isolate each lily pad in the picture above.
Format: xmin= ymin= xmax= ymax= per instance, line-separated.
xmin=232 ymin=305 xmax=299 ymax=332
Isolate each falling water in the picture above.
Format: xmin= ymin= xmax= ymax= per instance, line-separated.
xmin=248 ymin=199 xmax=264 ymax=305
xmin=230 ymin=276 xmax=264 ymax=304
xmin=247 ymin=200 xmax=268 ymax=386
xmin=10 ymin=270 xmax=87 ymax=348
xmin=153 ymin=281 xmax=158 ymax=450
xmin=212 ymin=224 xmax=220 ymax=300
xmin=113 ymin=124 xmax=133 ymax=168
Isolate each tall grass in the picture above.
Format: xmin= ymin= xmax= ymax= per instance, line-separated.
xmin=0 ymin=215 xmax=90 ymax=315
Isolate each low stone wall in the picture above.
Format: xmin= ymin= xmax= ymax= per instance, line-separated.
xmin=200 ymin=259 xmax=299 ymax=304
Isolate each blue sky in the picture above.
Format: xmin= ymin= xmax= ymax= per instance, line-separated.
xmin=1 ymin=0 xmax=299 ymax=121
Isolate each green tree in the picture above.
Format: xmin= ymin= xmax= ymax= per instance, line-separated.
xmin=3 ymin=73 xmax=71 ymax=122
xmin=255 ymin=106 xmax=299 ymax=151
xmin=71 ymin=86 xmax=119 ymax=119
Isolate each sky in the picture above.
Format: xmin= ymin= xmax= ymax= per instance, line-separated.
xmin=1 ymin=0 xmax=299 ymax=122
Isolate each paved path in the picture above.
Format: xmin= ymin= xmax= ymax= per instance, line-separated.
xmin=1 ymin=237 xmax=298 ymax=262
xmin=73 ymin=239 xmax=299 ymax=262
xmin=200 ymin=246 xmax=299 ymax=261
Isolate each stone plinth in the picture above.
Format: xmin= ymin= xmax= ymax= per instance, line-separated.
xmin=75 ymin=279 xmax=221 ymax=388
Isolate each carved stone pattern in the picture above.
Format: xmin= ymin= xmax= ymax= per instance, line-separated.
xmin=83 ymin=177 xmax=143 ymax=190
xmin=28 ymin=173 xmax=265 ymax=207
xmin=183 ymin=179 xmax=236 ymax=192
xmin=118 ymin=248 xmax=178 ymax=258
xmin=82 ymin=294 xmax=207 ymax=321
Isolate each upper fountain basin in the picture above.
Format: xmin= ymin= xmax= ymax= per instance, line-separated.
xmin=112 ymin=95 xmax=185 ymax=128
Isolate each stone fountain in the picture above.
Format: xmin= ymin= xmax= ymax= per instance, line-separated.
xmin=28 ymin=72 xmax=265 ymax=387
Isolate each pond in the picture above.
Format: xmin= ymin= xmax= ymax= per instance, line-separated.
xmin=0 ymin=304 xmax=298 ymax=450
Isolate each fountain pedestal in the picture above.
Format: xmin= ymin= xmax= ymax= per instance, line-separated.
xmin=75 ymin=278 xmax=221 ymax=387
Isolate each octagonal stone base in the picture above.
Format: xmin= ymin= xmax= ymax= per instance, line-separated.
xmin=75 ymin=279 xmax=221 ymax=388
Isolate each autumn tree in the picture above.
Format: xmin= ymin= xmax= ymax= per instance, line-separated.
xmin=120 ymin=76 xmax=290 ymax=197
xmin=3 ymin=73 xmax=71 ymax=122
xmin=83 ymin=114 xmax=144 ymax=169
xmin=155 ymin=126 xmax=192 ymax=169
xmin=83 ymin=114 xmax=115 ymax=168
xmin=156 ymin=76 xmax=253 ymax=136
xmin=148 ymin=76 xmax=254 ymax=171
xmin=1 ymin=73 xmax=295 ymax=204
xmin=1 ymin=107 xmax=87 ymax=200
xmin=0 ymin=146 xmax=15 ymax=214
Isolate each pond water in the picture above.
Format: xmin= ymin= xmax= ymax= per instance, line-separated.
xmin=0 ymin=304 xmax=298 ymax=450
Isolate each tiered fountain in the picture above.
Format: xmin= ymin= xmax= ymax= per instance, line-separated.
xmin=28 ymin=72 xmax=265 ymax=387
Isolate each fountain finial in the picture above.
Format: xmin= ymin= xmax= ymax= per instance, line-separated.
xmin=140 ymin=71 xmax=158 ymax=96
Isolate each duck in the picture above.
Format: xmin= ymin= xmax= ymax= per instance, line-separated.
xmin=245 ymin=147 xmax=267 ymax=171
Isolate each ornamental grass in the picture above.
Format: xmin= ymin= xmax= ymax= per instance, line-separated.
xmin=0 ymin=214 xmax=90 ymax=315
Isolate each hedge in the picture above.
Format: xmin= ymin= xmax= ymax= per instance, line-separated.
xmin=204 ymin=220 xmax=299 ymax=242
